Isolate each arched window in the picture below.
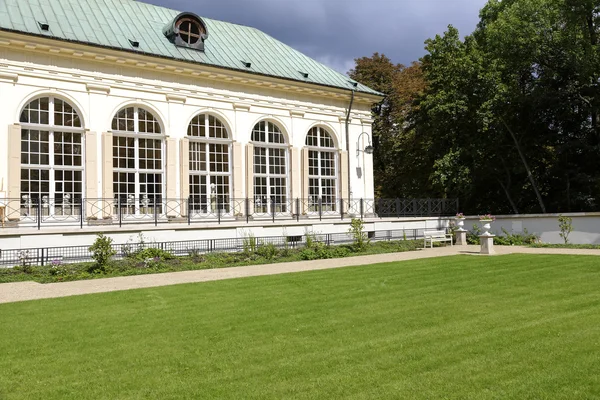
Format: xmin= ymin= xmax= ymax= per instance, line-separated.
xmin=306 ymin=127 xmax=337 ymax=211
xmin=187 ymin=114 xmax=231 ymax=215
xmin=111 ymin=106 xmax=163 ymax=215
xmin=19 ymin=96 xmax=84 ymax=217
xmin=251 ymin=121 xmax=288 ymax=214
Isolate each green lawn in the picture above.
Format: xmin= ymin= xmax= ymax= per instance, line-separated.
xmin=1 ymin=254 xmax=599 ymax=399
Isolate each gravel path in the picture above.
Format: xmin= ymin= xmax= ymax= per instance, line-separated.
xmin=1 ymin=245 xmax=599 ymax=304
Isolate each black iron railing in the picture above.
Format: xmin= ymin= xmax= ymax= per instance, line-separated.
xmin=0 ymin=197 xmax=459 ymax=230
xmin=0 ymin=227 xmax=449 ymax=267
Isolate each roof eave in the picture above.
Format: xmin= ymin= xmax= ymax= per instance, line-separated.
xmin=0 ymin=28 xmax=382 ymax=99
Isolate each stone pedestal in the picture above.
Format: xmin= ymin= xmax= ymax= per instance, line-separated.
xmin=455 ymin=230 xmax=468 ymax=246
xmin=479 ymin=235 xmax=495 ymax=255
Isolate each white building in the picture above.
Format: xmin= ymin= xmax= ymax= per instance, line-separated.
xmin=0 ymin=0 xmax=381 ymax=228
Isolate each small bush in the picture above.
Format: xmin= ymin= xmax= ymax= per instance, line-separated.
xmin=305 ymin=231 xmax=319 ymax=249
xmin=134 ymin=247 xmax=175 ymax=261
xmin=493 ymin=228 xmax=538 ymax=245
xmin=242 ymin=233 xmax=258 ymax=255
xmin=558 ymin=215 xmax=573 ymax=244
xmin=89 ymin=234 xmax=116 ymax=272
xmin=348 ymin=218 xmax=369 ymax=251
xmin=256 ymin=242 xmax=278 ymax=260
xmin=466 ymin=225 xmax=481 ymax=245
xmin=300 ymin=242 xmax=351 ymax=260
xmin=466 ymin=225 xmax=539 ymax=246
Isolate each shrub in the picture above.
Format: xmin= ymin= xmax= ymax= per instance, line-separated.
xmin=558 ymin=215 xmax=573 ymax=244
xmin=348 ymin=218 xmax=369 ymax=251
xmin=493 ymin=228 xmax=539 ymax=245
xmin=134 ymin=247 xmax=175 ymax=261
xmin=89 ymin=234 xmax=116 ymax=272
xmin=242 ymin=233 xmax=258 ymax=255
xmin=466 ymin=225 xmax=539 ymax=246
xmin=466 ymin=224 xmax=481 ymax=245
xmin=256 ymin=242 xmax=278 ymax=260
xmin=299 ymin=242 xmax=351 ymax=260
xmin=305 ymin=231 xmax=318 ymax=249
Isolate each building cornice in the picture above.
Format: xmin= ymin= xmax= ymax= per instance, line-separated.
xmin=0 ymin=31 xmax=382 ymax=106
xmin=0 ymin=71 xmax=18 ymax=83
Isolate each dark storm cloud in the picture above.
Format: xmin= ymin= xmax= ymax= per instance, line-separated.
xmin=146 ymin=0 xmax=488 ymax=74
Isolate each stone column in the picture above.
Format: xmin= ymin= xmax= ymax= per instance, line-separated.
xmin=290 ymin=146 xmax=300 ymax=200
xmin=232 ymin=141 xmax=244 ymax=216
xmin=245 ymin=143 xmax=254 ymax=202
xmin=480 ymin=235 xmax=496 ymax=255
xmin=179 ymin=138 xmax=189 ymax=216
xmin=232 ymin=141 xmax=243 ymax=199
xmin=6 ymin=124 xmax=21 ymax=220
xmin=101 ymin=132 xmax=113 ymax=217
xmin=301 ymin=146 xmax=309 ymax=214
xmin=165 ymin=138 xmax=177 ymax=198
xmin=85 ymin=131 xmax=98 ymax=218
xmin=339 ymin=149 xmax=349 ymax=206
xmin=455 ymin=230 xmax=468 ymax=246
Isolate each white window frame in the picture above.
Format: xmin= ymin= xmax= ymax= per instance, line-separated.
xmin=251 ymin=121 xmax=290 ymax=216
xmin=187 ymin=113 xmax=233 ymax=216
xmin=306 ymin=126 xmax=338 ymax=213
xmin=19 ymin=96 xmax=85 ymax=220
xmin=111 ymin=106 xmax=165 ymax=217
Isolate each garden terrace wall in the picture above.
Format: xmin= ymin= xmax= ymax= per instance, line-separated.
xmin=462 ymin=212 xmax=600 ymax=244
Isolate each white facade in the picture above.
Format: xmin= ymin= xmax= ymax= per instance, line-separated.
xmin=0 ymin=30 xmax=379 ymax=223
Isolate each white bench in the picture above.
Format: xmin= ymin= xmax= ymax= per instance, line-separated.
xmin=423 ymin=230 xmax=453 ymax=248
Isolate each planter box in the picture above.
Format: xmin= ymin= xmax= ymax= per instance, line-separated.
xmin=87 ymin=219 xmax=113 ymax=226
xmin=1 ymin=220 xmax=19 ymax=228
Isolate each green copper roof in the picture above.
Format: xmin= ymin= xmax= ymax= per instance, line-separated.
xmin=0 ymin=0 xmax=381 ymax=96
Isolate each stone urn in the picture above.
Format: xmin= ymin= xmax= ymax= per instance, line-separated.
xmin=455 ymin=217 xmax=466 ymax=231
xmin=479 ymin=220 xmax=493 ymax=236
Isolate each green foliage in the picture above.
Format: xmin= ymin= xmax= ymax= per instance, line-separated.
xmin=350 ymin=0 xmax=600 ymax=213
xmin=466 ymin=225 xmax=481 ymax=245
xmin=348 ymin=218 xmax=370 ymax=251
xmin=529 ymin=243 xmax=600 ymax=249
xmin=242 ymin=233 xmax=258 ymax=255
xmin=88 ymin=234 xmax=116 ymax=271
xmin=122 ymin=233 xmax=148 ymax=258
xmin=1 ymin=239 xmax=424 ymax=284
xmin=304 ymin=231 xmax=318 ymax=249
xmin=558 ymin=215 xmax=573 ymax=244
xmin=299 ymin=242 xmax=351 ymax=260
xmin=493 ymin=228 xmax=539 ymax=246
xmin=256 ymin=242 xmax=278 ymax=260
xmin=466 ymin=225 xmax=539 ymax=245
xmin=132 ymin=247 xmax=175 ymax=261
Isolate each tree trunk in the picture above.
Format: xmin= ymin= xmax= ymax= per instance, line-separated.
xmin=498 ymin=179 xmax=519 ymax=214
xmin=501 ymin=118 xmax=547 ymax=213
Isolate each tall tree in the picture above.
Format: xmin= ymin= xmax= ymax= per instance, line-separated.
xmin=349 ymin=55 xmax=429 ymax=198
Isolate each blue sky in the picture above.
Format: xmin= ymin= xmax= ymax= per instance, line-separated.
xmin=146 ymin=0 xmax=489 ymax=74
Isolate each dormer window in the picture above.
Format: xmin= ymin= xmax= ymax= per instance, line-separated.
xmin=177 ymin=18 xmax=204 ymax=45
xmin=163 ymin=12 xmax=208 ymax=51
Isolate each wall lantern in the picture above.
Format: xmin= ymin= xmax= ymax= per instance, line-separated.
xmin=356 ymin=132 xmax=374 ymax=156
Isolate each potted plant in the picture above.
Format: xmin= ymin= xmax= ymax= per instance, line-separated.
xmin=478 ymin=214 xmax=495 ymax=236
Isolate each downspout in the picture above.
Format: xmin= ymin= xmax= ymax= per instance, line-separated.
xmin=345 ymin=88 xmax=355 ymax=202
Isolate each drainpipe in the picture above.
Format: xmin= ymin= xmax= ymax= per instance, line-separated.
xmin=345 ymin=89 xmax=355 ymax=202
